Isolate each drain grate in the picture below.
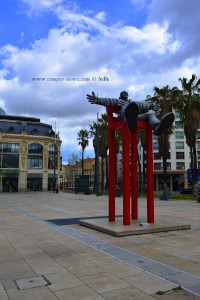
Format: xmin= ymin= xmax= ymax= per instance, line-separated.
xmin=15 ymin=276 xmax=49 ymax=290
xmin=46 ymin=215 xmax=122 ymax=226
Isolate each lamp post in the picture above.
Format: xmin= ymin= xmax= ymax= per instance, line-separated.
xmin=95 ymin=112 xmax=100 ymax=196
xmin=53 ymin=122 xmax=57 ymax=193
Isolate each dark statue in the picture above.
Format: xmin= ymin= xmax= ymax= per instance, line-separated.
xmin=87 ymin=91 xmax=174 ymax=135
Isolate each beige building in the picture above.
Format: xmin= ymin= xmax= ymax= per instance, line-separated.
xmin=61 ymin=157 xmax=102 ymax=190
xmin=0 ymin=112 xmax=61 ymax=192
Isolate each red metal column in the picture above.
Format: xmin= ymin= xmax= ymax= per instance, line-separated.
xmin=108 ymin=127 xmax=116 ymax=222
xmin=146 ymin=124 xmax=154 ymax=223
xmin=131 ymin=129 xmax=138 ymax=220
xmin=122 ymin=125 xmax=131 ymax=225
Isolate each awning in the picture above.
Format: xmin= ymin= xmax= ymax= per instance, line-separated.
xmin=0 ymin=168 xmax=19 ymax=174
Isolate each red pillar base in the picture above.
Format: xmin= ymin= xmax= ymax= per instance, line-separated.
xmin=106 ymin=107 xmax=154 ymax=225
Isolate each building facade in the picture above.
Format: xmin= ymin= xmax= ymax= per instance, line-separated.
xmin=0 ymin=113 xmax=61 ymax=192
xmin=116 ymin=110 xmax=200 ymax=192
xmin=61 ymin=157 xmax=102 ymax=191
xmin=152 ymin=110 xmax=194 ymax=191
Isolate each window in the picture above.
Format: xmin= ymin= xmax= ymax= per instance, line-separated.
xmin=48 ymin=144 xmax=57 ymax=155
xmin=196 ymin=142 xmax=200 ymax=150
xmin=27 ymin=173 xmax=42 ymax=191
xmin=153 ymin=135 xmax=158 ymax=141
xmin=154 ymin=152 xmax=170 ymax=159
xmin=48 ymin=130 xmax=55 ymax=137
xmin=196 ymin=132 xmax=200 ymax=139
xmin=175 ymin=111 xmax=180 ymax=118
xmin=28 ymin=156 xmax=43 ymax=169
xmin=1 ymin=154 xmax=19 ymax=168
xmin=8 ymin=126 xmax=15 ymax=133
xmin=48 ymin=144 xmax=58 ymax=169
xmin=154 ymin=152 xmax=161 ymax=160
xmin=0 ymin=143 xmax=19 ymax=169
xmin=153 ymin=142 xmax=159 ymax=150
xmin=30 ymin=128 xmax=39 ymax=135
xmin=154 ymin=163 xmax=161 ymax=170
xmin=176 ymin=141 xmax=184 ymax=149
xmin=176 ymin=162 xmax=185 ymax=170
xmin=197 ymin=151 xmax=200 ymax=159
xmin=176 ymin=152 xmax=185 ymax=159
xmin=167 ymin=162 xmax=171 ymax=170
xmin=175 ymin=121 xmax=183 ymax=129
xmin=1 ymin=143 xmax=19 ymax=153
xmin=28 ymin=144 xmax=43 ymax=169
xmin=175 ymin=131 xmax=184 ymax=139
xmin=28 ymin=143 xmax=43 ymax=154
xmin=48 ymin=157 xmax=55 ymax=169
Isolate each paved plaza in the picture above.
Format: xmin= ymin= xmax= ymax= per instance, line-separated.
xmin=0 ymin=191 xmax=200 ymax=299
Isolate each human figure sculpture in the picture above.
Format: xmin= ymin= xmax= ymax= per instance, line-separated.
xmin=87 ymin=91 xmax=174 ymax=135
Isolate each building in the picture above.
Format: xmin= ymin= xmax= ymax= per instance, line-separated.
xmin=152 ymin=110 xmax=196 ymax=191
xmin=116 ymin=110 xmax=200 ymax=192
xmin=0 ymin=110 xmax=61 ymax=192
xmin=61 ymin=157 xmax=102 ymax=190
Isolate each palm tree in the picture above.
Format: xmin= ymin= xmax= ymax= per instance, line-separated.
xmin=77 ymin=129 xmax=89 ymax=175
xmin=174 ymin=74 xmax=200 ymax=186
xmin=98 ymin=114 xmax=109 ymax=193
xmin=90 ymin=114 xmax=109 ymax=193
xmin=89 ymin=120 xmax=99 ymax=192
xmin=89 ymin=113 xmax=122 ymax=193
xmin=148 ymin=85 xmax=179 ymax=196
xmin=138 ymin=130 xmax=146 ymax=194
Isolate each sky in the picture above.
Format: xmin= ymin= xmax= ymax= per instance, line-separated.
xmin=1 ymin=0 xmax=200 ymax=163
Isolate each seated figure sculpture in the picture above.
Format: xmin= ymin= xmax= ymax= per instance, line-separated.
xmin=87 ymin=91 xmax=174 ymax=135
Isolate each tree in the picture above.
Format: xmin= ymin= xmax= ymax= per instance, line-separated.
xmin=67 ymin=152 xmax=81 ymax=186
xmin=138 ymin=130 xmax=146 ymax=194
xmin=98 ymin=114 xmax=109 ymax=193
xmin=90 ymin=114 xmax=109 ymax=193
xmin=148 ymin=85 xmax=179 ymax=196
xmin=90 ymin=113 xmax=122 ymax=193
xmin=174 ymin=74 xmax=200 ymax=186
xmin=77 ymin=129 xmax=89 ymax=175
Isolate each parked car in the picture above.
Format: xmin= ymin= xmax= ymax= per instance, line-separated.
xmin=180 ymin=187 xmax=192 ymax=194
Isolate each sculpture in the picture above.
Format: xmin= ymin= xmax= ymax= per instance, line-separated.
xmin=87 ymin=91 xmax=174 ymax=135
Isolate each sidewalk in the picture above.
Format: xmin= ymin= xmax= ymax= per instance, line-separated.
xmin=0 ymin=192 xmax=199 ymax=299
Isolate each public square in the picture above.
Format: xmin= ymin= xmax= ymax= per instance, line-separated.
xmin=0 ymin=192 xmax=200 ymax=299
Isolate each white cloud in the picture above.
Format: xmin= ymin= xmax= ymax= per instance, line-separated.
xmin=95 ymin=11 xmax=106 ymax=22
xmin=21 ymin=0 xmax=63 ymax=16
xmin=1 ymin=0 xmax=200 ymax=161
xmin=117 ymin=22 xmax=180 ymax=54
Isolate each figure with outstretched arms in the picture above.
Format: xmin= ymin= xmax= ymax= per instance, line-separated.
xmin=87 ymin=91 xmax=174 ymax=135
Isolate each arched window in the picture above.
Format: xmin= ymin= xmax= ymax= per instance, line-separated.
xmin=28 ymin=143 xmax=43 ymax=154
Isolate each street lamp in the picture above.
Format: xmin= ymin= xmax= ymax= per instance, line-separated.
xmin=95 ymin=112 xmax=100 ymax=196
xmin=53 ymin=122 xmax=57 ymax=193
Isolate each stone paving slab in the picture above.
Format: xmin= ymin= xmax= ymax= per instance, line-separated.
xmin=15 ymin=276 xmax=48 ymax=290
xmin=0 ymin=192 xmax=200 ymax=300
xmin=79 ymin=217 xmax=191 ymax=236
